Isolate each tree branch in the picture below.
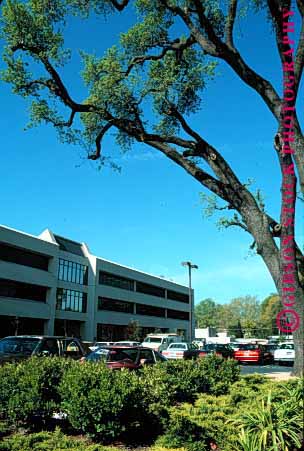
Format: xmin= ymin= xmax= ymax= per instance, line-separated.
xmin=54 ymin=110 xmax=76 ymax=128
xmin=12 ymin=43 xmax=101 ymax=115
xmin=294 ymin=17 xmax=304 ymax=96
xmin=125 ymin=36 xmax=195 ymax=77
xmin=225 ymin=0 xmax=238 ymax=48
xmin=145 ymin=139 xmax=241 ymax=205
xmin=167 ymin=106 xmax=244 ymax=190
xmin=110 ymin=0 xmax=129 ymax=12
xmin=161 ymin=1 xmax=282 ymax=120
xmin=88 ymin=122 xmax=114 ymax=160
xmin=297 ymin=0 xmax=304 ymax=17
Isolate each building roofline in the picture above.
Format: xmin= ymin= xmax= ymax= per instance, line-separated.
xmin=1 ymin=224 xmax=188 ymax=289
xmin=94 ymin=254 xmax=188 ymax=289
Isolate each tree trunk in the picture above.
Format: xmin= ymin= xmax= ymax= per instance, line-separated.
xmin=238 ymin=191 xmax=303 ymax=376
xmin=292 ymin=288 xmax=304 ymax=376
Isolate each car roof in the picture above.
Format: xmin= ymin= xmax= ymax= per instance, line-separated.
xmin=94 ymin=345 xmax=151 ymax=351
xmin=1 ymin=335 xmax=79 ymax=340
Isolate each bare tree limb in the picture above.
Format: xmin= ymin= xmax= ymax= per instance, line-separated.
xmin=54 ymin=110 xmax=76 ymax=128
xmin=225 ymin=0 xmax=238 ymax=48
xmin=166 ymin=105 xmax=244 ymax=189
xmin=221 ymin=219 xmax=250 ymax=233
xmin=144 ymin=139 xmax=241 ymax=205
xmin=88 ymin=122 xmax=114 ymax=160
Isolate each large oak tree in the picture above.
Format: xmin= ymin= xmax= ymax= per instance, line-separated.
xmin=1 ymin=0 xmax=303 ymax=374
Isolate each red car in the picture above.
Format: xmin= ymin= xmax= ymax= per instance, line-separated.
xmin=82 ymin=345 xmax=167 ymax=369
xmin=234 ymin=344 xmax=272 ymax=364
xmin=197 ymin=343 xmax=235 ymax=359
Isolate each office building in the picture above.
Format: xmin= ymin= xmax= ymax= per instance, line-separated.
xmin=0 ymin=225 xmax=193 ymax=341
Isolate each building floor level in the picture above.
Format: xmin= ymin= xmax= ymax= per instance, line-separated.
xmin=0 ymin=225 xmax=194 ymax=342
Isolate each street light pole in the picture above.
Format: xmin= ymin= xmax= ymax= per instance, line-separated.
xmin=182 ymin=261 xmax=198 ymax=342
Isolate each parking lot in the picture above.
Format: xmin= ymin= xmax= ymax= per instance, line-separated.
xmin=240 ymin=363 xmax=293 ymax=380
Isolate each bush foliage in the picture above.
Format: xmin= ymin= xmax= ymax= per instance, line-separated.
xmin=0 ymin=357 xmax=72 ymax=426
xmin=0 ymin=355 xmax=302 ymax=450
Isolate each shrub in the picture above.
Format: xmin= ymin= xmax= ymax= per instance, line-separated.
xmin=155 ymin=408 xmax=207 ymax=451
xmin=194 ymin=355 xmax=240 ymax=395
xmin=141 ymin=355 xmax=240 ymax=406
xmin=230 ymin=382 xmax=303 ymax=451
xmin=0 ymin=363 xmax=18 ymax=419
xmin=59 ymin=362 xmax=148 ymax=442
xmin=0 ymin=428 xmax=121 ymax=451
xmin=0 ymin=357 xmax=72 ymax=426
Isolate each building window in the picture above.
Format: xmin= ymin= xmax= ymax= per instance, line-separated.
xmin=136 ymin=304 xmax=165 ymax=317
xmin=0 ymin=278 xmax=47 ymax=302
xmin=58 ymin=259 xmax=88 ymax=285
xmin=0 ymin=242 xmax=49 ymax=271
xmin=167 ymin=309 xmax=189 ymax=320
xmin=167 ymin=290 xmax=189 ymax=303
xmin=99 ymin=271 xmax=134 ymax=291
xmin=98 ymin=297 xmax=134 ymax=313
xmin=56 ymin=288 xmax=87 ymax=313
xmin=136 ymin=282 xmax=165 ymax=298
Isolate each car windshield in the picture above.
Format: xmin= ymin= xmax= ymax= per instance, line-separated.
xmin=143 ymin=337 xmax=162 ymax=343
xmin=279 ymin=343 xmax=294 ymax=350
xmin=0 ymin=337 xmax=40 ymax=354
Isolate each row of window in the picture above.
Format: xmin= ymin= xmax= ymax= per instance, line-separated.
xmin=98 ymin=297 xmax=189 ymax=320
xmin=58 ymin=259 xmax=88 ymax=285
xmin=99 ymin=271 xmax=189 ymax=303
xmin=0 ymin=244 xmax=188 ymax=303
xmin=0 ymin=242 xmax=49 ymax=271
xmin=56 ymin=288 xmax=87 ymax=313
xmin=0 ymin=278 xmax=47 ymax=302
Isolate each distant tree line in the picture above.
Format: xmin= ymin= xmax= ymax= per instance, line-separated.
xmin=194 ymin=294 xmax=282 ymax=339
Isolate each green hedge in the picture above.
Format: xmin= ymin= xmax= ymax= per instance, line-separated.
xmin=59 ymin=361 xmax=152 ymax=442
xmin=0 ymin=428 xmax=119 ymax=451
xmin=155 ymin=377 xmax=303 ymax=451
xmin=0 ymin=357 xmax=72 ymax=426
xmin=0 ymin=355 xmax=240 ymax=443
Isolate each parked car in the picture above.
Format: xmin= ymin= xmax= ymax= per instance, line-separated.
xmin=82 ymin=345 xmax=167 ymax=369
xmin=162 ymin=342 xmax=201 ymax=360
xmin=198 ymin=343 xmax=235 ymax=359
xmin=228 ymin=342 xmax=245 ymax=352
xmin=264 ymin=343 xmax=278 ymax=360
xmin=141 ymin=333 xmax=182 ymax=352
xmin=113 ymin=341 xmax=141 ymax=347
xmin=234 ymin=343 xmax=272 ymax=364
xmin=0 ymin=335 xmax=87 ymax=364
xmin=89 ymin=341 xmax=115 ymax=351
xmin=274 ymin=342 xmax=295 ymax=365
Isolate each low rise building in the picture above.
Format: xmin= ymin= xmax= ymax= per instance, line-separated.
xmin=0 ymin=225 xmax=192 ymax=341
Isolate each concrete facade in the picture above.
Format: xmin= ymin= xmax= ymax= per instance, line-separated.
xmin=0 ymin=225 xmax=193 ymax=341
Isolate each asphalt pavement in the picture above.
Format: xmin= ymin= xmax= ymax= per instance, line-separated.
xmin=240 ymin=363 xmax=293 ymax=380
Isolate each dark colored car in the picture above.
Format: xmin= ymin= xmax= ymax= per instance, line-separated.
xmin=264 ymin=344 xmax=278 ymax=361
xmin=82 ymin=345 xmax=167 ymax=369
xmin=0 ymin=335 xmax=87 ymax=364
xmin=234 ymin=344 xmax=272 ymax=364
xmin=198 ymin=343 xmax=235 ymax=359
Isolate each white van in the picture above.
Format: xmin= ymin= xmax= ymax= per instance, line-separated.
xmin=141 ymin=333 xmax=183 ymax=352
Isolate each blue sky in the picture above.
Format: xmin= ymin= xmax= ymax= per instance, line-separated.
xmin=1 ymin=3 xmax=303 ymax=305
